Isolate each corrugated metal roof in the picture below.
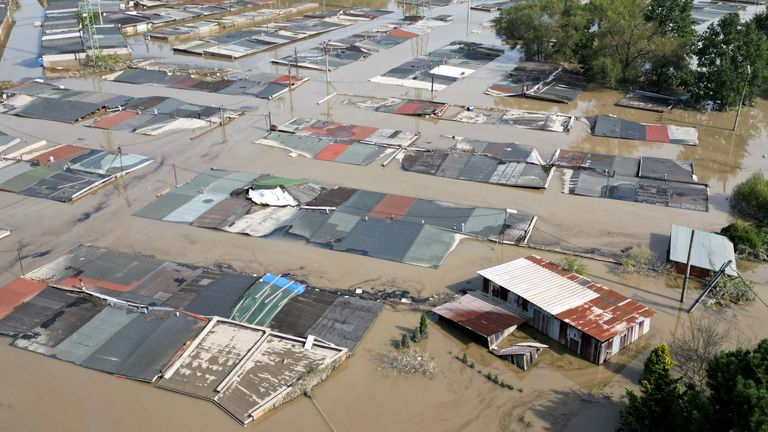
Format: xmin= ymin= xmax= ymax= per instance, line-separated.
xmin=479 ymin=255 xmax=655 ymax=341
xmin=0 ymin=278 xmax=48 ymax=319
xmin=669 ymin=224 xmax=737 ymax=275
xmin=478 ymin=257 xmax=600 ymax=314
xmin=432 ymin=293 xmax=525 ymax=338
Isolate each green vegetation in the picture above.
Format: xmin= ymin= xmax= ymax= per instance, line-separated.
xmin=692 ymin=14 xmax=768 ymax=109
xmin=709 ymin=277 xmax=755 ymax=306
xmin=619 ymin=247 xmax=658 ymax=274
xmin=0 ymin=81 xmax=13 ymax=91
xmin=559 ymin=256 xmax=588 ymax=276
xmin=493 ymin=0 xmax=768 ymax=108
xmin=619 ymin=340 xmax=768 ymax=432
xmin=720 ymin=221 xmax=768 ymax=261
xmin=411 ymin=313 xmax=429 ymax=343
xmin=730 ymin=173 xmax=768 ymax=223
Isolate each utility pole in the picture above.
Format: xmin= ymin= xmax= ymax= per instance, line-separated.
xmin=16 ymin=247 xmax=24 ymax=276
xmin=733 ymin=65 xmax=751 ymax=131
xmin=172 ymin=163 xmax=178 ymax=186
xmin=680 ymin=229 xmax=696 ymax=302
xmin=220 ymin=105 xmax=227 ymax=143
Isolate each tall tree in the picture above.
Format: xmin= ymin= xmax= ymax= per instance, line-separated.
xmin=494 ymin=0 xmax=589 ymax=63
xmin=693 ymin=13 xmax=768 ymax=109
xmin=581 ymin=0 xmax=655 ymax=88
xmin=641 ymin=0 xmax=696 ymax=93
xmin=706 ymin=339 xmax=768 ymax=431
xmin=619 ymin=344 xmax=687 ymax=432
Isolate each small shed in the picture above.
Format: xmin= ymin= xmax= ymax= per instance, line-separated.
xmin=668 ymin=224 xmax=737 ymax=277
xmin=432 ymin=293 xmax=526 ymax=348
xmin=491 ymin=342 xmax=548 ymax=370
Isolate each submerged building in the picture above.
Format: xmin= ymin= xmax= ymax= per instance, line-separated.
xmin=477 ymin=255 xmax=655 ymax=365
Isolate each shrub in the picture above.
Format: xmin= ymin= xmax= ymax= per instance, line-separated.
xmin=559 ymin=256 xmax=588 ymax=276
xmin=731 ymin=173 xmax=768 ymax=222
xmin=419 ymin=313 xmax=429 ymax=338
xmin=708 ymin=277 xmax=756 ymax=306
xmin=400 ymin=333 xmax=411 ymax=349
xmin=620 ymin=246 xmax=658 ymax=274
xmin=720 ymin=221 xmax=768 ymax=261
xmin=469 ymin=362 xmax=475 ymax=369
xmin=461 ymin=352 xmax=468 ymax=364
xmin=412 ymin=326 xmax=422 ymax=343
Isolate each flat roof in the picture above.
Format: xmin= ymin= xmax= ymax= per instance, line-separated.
xmin=478 ymin=255 xmax=655 ymax=341
xmin=669 ymin=224 xmax=738 ymax=275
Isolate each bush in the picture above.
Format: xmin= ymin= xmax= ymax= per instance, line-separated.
xmin=559 ymin=256 xmax=588 ymax=276
xmin=461 ymin=352 xmax=468 ymax=364
xmin=731 ymin=173 xmax=768 ymax=222
xmin=620 ymin=246 xmax=658 ymax=274
xmin=708 ymin=277 xmax=756 ymax=306
xmin=720 ymin=221 xmax=768 ymax=261
xmin=400 ymin=333 xmax=411 ymax=349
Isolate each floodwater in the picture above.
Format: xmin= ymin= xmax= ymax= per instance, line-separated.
xmin=0 ymin=0 xmax=767 ymax=430
xmin=0 ymin=0 xmax=43 ymax=81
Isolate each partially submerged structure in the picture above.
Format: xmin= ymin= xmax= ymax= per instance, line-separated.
xmin=587 ymin=115 xmax=698 ymax=146
xmin=0 ymin=246 xmax=381 ymax=425
xmin=350 ymin=96 xmax=576 ymax=133
xmin=551 ymin=150 xmax=709 ymax=212
xmin=433 ymin=292 xmax=546 ymax=370
xmin=158 ymin=318 xmax=346 ymax=425
xmin=402 ymin=138 xmax=552 ymax=189
xmin=616 ymin=90 xmax=679 ymax=112
xmin=172 ymin=10 xmax=388 ymax=59
xmin=477 ymin=255 xmax=655 ymax=365
xmin=40 ymin=0 xmax=131 ymax=69
xmin=668 ymin=224 xmax=738 ymax=276
xmin=108 ymin=66 xmax=309 ymax=100
xmin=1 ymin=81 xmax=244 ymax=135
xmin=134 ymin=169 xmax=538 ymax=267
xmin=486 ymin=62 xmax=587 ymax=103
xmin=370 ymin=41 xmax=504 ymax=91
xmin=490 ymin=342 xmax=548 ymax=371
xmin=272 ymin=18 xmax=422 ymax=71
xmin=0 ymin=143 xmax=152 ymax=202
xmin=256 ymin=118 xmax=419 ymax=166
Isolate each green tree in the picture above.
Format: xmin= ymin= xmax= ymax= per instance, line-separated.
xmin=692 ymin=13 xmax=768 ymax=110
xmin=706 ymin=339 xmax=768 ymax=431
xmin=730 ymin=172 xmax=768 ymax=223
xmin=641 ymin=0 xmax=696 ymax=93
xmin=400 ymin=333 xmax=410 ymax=349
xmin=720 ymin=221 xmax=768 ymax=261
xmin=619 ymin=344 xmax=686 ymax=432
xmin=494 ymin=0 xmax=590 ymax=63
xmin=419 ymin=313 xmax=429 ymax=338
xmin=412 ymin=326 xmax=421 ymax=343
xmin=581 ymin=0 xmax=656 ymax=87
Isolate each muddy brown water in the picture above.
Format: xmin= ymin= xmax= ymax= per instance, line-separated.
xmin=1 ymin=1 xmax=768 ymax=430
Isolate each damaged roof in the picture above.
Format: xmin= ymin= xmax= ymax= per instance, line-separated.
xmin=479 ymin=255 xmax=655 ymax=342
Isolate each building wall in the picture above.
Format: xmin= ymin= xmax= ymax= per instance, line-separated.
xmin=482 ymin=276 xmax=651 ymax=365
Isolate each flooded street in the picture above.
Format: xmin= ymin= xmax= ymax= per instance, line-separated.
xmin=0 ymin=0 xmax=767 ymax=430
xmin=0 ymin=0 xmax=43 ymax=81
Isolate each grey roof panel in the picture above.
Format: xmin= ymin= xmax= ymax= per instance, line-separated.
xmin=80 ymin=310 xmax=206 ymax=381
xmin=184 ymin=273 xmax=258 ymax=317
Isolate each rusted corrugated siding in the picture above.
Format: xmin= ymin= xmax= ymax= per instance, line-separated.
xmin=433 ymin=294 xmax=525 ymax=338
xmin=90 ymin=111 xmax=138 ymax=129
xmin=303 ymin=120 xmax=377 ymax=141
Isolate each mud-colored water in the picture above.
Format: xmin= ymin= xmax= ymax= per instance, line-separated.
xmin=0 ymin=1 xmax=767 ymax=430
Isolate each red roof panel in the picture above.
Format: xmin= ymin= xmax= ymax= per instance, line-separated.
xmin=0 ymin=278 xmax=47 ymax=319
xmin=314 ymin=143 xmax=350 ymax=161
xmin=29 ymin=145 xmax=90 ymax=165
xmin=369 ymin=194 xmax=416 ymax=220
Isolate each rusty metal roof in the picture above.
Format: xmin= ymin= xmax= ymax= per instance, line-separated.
xmin=432 ymin=293 xmax=525 ymax=338
xmin=479 ymin=256 xmax=655 ymax=342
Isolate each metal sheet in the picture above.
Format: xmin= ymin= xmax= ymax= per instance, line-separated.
xmin=79 ymin=309 xmax=206 ymax=381
xmin=304 ymin=297 xmax=382 ymax=351
xmin=0 ymin=287 xmax=77 ymax=337
xmin=332 ymin=217 xmax=422 ymax=263
xmin=184 ymin=273 xmax=258 ymax=317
